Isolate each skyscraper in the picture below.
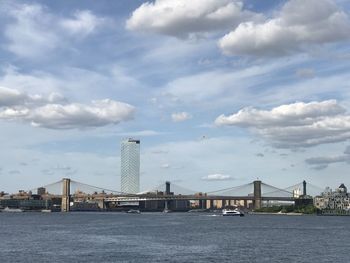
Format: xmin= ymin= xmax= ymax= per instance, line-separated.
xmin=121 ymin=138 xmax=140 ymax=194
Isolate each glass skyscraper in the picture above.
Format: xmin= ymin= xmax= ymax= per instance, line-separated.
xmin=121 ymin=138 xmax=140 ymax=194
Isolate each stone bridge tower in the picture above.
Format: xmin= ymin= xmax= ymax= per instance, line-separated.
xmin=253 ymin=180 xmax=262 ymax=210
xmin=61 ymin=178 xmax=71 ymax=212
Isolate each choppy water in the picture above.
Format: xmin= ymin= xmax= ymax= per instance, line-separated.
xmin=0 ymin=212 xmax=348 ymax=262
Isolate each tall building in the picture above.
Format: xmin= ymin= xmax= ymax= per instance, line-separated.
xmin=121 ymin=138 xmax=140 ymax=194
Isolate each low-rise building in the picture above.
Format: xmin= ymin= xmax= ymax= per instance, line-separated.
xmin=314 ymin=184 xmax=350 ymax=211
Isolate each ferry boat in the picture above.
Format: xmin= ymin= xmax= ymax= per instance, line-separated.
xmin=222 ymin=208 xmax=244 ymax=217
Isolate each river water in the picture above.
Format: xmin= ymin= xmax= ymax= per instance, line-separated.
xmin=0 ymin=212 xmax=348 ymax=262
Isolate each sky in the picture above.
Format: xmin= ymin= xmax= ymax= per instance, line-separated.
xmin=0 ymin=0 xmax=350 ymax=193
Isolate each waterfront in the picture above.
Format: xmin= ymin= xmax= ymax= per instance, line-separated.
xmin=0 ymin=213 xmax=348 ymax=262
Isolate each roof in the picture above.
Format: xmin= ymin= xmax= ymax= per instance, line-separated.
xmin=339 ymin=183 xmax=347 ymax=189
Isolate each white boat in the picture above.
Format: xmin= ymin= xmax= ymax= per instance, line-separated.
xmin=2 ymin=207 xmax=24 ymax=213
xmin=127 ymin=209 xmax=141 ymax=214
xmin=222 ymin=208 xmax=244 ymax=217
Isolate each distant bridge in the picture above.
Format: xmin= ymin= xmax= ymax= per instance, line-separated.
xmin=28 ymin=178 xmax=323 ymax=212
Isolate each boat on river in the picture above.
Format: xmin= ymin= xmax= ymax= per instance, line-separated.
xmin=2 ymin=207 xmax=24 ymax=213
xmin=222 ymin=208 xmax=244 ymax=217
xmin=127 ymin=209 xmax=141 ymax=214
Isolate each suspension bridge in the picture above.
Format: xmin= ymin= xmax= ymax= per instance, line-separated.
xmin=24 ymin=178 xmax=324 ymax=212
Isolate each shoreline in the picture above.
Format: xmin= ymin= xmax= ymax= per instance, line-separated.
xmin=248 ymin=211 xmax=304 ymax=216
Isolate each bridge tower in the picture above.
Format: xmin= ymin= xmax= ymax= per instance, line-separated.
xmin=61 ymin=178 xmax=71 ymax=212
xmin=303 ymin=180 xmax=307 ymax=196
xmin=253 ymin=180 xmax=262 ymax=210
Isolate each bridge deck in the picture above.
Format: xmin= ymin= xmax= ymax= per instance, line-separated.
xmin=104 ymin=195 xmax=295 ymax=202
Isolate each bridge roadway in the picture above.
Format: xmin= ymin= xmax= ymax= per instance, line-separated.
xmin=104 ymin=195 xmax=295 ymax=202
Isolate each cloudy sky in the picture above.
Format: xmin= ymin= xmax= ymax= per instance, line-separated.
xmin=1 ymin=0 xmax=350 ymax=193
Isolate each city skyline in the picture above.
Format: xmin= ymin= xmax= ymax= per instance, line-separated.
xmin=0 ymin=0 xmax=350 ymax=193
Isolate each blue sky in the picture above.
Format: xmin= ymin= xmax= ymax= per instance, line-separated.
xmin=1 ymin=0 xmax=350 ymax=193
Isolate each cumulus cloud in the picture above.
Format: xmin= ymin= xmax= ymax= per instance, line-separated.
xmin=0 ymin=87 xmax=135 ymax=129
xmin=171 ymin=112 xmax=192 ymax=122
xmin=29 ymin=100 xmax=134 ymax=129
xmin=219 ymin=0 xmax=350 ymax=56
xmin=215 ymin=100 xmax=350 ymax=148
xmin=201 ymin=173 xmax=234 ymax=181
xmin=0 ymin=86 xmax=27 ymax=107
xmin=0 ymin=86 xmax=65 ymax=107
xmin=126 ymin=0 xmax=259 ymax=37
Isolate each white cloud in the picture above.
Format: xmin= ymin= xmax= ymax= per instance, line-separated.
xmin=216 ymin=100 xmax=350 ymax=148
xmin=216 ymin=100 xmax=345 ymax=127
xmin=219 ymin=0 xmax=350 ymax=56
xmin=2 ymin=3 xmax=107 ymax=58
xmin=161 ymin=57 xmax=303 ymax=106
xmin=201 ymin=174 xmax=234 ymax=181
xmin=0 ymin=87 xmax=135 ymax=129
xmin=60 ymin=10 xmax=106 ymax=37
xmin=0 ymin=66 xmax=63 ymax=95
xmin=0 ymin=86 xmax=26 ymax=107
xmin=4 ymin=3 xmax=58 ymax=58
xmin=0 ymin=86 xmax=65 ymax=107
xmin=29 ymin=100 xmax=135 ymax=129
xmin=0 ymin=64 xmax=142 ymax=105
xmin=126 ymin=0 xmax=259 ymax=37
xmin=171 ymin=112 xmax=192 ymax=122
